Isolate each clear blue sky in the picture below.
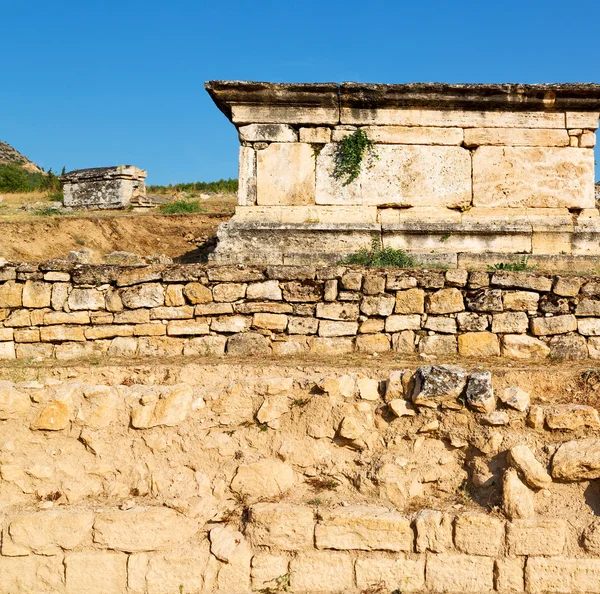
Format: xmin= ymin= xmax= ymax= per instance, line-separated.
xmin=3 ymin=0 xmax=599 ymax=185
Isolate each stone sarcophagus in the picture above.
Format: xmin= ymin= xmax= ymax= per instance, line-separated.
xmin=206 ymin=81 xmax=600 ymax=266
xmin=61 ymin=165 xmax=147 ymax=210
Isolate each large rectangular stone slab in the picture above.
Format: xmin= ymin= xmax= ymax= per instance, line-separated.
xmin=362 ymin=125 xmax=463 ymax=145
xmin=316 ymin=144 xmax=472 ymax=208
xmin=238 ymin=146 xmax=256 ymax=206
xmin=257 ymin=143 xmax=315 ymax=206
xmin=526 ymin=557 xmax=600 ymax=593
xmin=473 ymin=146 xmax=595 ymax=209
xmin=232 ymin=105 xmax=338 ymax=124
xmin=464 ymin=127 xmax=570 ymax=147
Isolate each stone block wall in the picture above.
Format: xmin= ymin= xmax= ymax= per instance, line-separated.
xmin=2 ymin=365 xmax=600 ymax=593
xmin=1 ymin=262 xmax=600 ymax=361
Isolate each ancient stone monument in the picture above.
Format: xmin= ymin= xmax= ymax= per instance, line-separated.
xmin=206 ymin=81 xmax=600 ymax=266
xmin=61 ymin=165 xmax=148 ymax=209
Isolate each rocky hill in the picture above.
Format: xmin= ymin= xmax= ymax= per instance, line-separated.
xmin=0 ymin=140 xmax=42 ymax=173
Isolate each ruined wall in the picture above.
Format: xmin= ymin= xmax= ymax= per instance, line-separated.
xmin=2 ymin=363 xmax=600 ymax=593
xmin=0 ymin=263 xmax=600 ymax=361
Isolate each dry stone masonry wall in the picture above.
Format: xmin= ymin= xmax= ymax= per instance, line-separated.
xmin=2 ymin=262 xmax=600 ymax=361
xmin=2 ymin=365 xmax=600 ymax=593
xmin=205 ymin=81 xmax=600 ymax=265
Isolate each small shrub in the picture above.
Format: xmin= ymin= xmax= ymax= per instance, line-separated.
xmin=488 ymin=256 xmax=535 ymax=272
xmin=34 ymin=206 xmax=62 ymax=217
xmin=340 ymin=238 xmax=416 ymax=269
xmin=333 ymin=129 xmax=377 ymax=185
xmin=158 ymin=200 xmax=204 ymax=214
xmin=46 ymin=190 xmax=64 ymax=202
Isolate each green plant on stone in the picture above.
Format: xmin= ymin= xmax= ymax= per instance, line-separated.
xmin=333 ymin=129 xmax=377 ymax=185
xmin=158 ymin=200 xmax=204 ymax=214
xmin=487 ymin=256 xmax=535 ymax=272
xmin=339 ymin=237 xmax=416 ymax=269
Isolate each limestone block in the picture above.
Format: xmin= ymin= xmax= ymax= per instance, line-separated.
xmin=230 ymin=459 xmax=295 ymax=501
xmin=288 ymin=316 xmax=319 ymax=334
xmin=195 ymin=302 xmax=234 ymax=315
xmin=492 ymin=311 xmax=529 ymax=333
xmin=506 ymin=519 xmax=566 ymax=556
xmin=583 ymin=520 xmax=600 ymax=554
xmin=410 ymin=364 xmax=467 ymax=408
xmin=8 ymin=510 xmax=94 ymax=555
xmin=40 ymin=325 xmax=85 ymax=342
xmin=507 ymin=445 xmax=551 ymax=489
xmin=257 ymin=143 xmax=315 ymax=206
xmin=361 ymin=294 xmax=396 ymax=316
xmin=252 ymin=312 xmax=288 ymax=331
xmin=427 ymin=288 xmax=464 ymax=314
xmin=530 ymin=314 xmax=577 ymax=335
xmin=3 ymin=309 xmax=30 ymax=327
xmin=395 ymin=288 xmax=425 ymax=313
xmin=363 ymin=125 xmax=463 ymax=144
xmin=316 ymin=144 xmax=472 ymax=208
xmin=414 ymin=509 xmax=453 ymax=553
xmin=578 ymin=318 xmax=600 ymax=336
xmin=355 ymin=554 xmax=425 ymax=592
xmin=149 ymin=305 xmax=194 ymax=320
xmin=22 ymin=280 xmax=51 ymax=308
xmin=502 ymin=334 xmax=550 ymax=358
xmin=341 ymin=272 xmax=363 ymax=290
xmin=496 ymin=558 xmax=524 ymax=593
xmin=465 ymin=371 xmax=495 ymax=412
xmin=16 ymin=343 xmax=53 ymax=359
xmin=576 ymin=298 xmax=600 ymax=316
xmin=248 ymin=503 xmax=314 ymax=550
xmin=309 ymin=336 xmax=354 ymax=354
xmin=232 ymin=104 xmax=339 ymax=125
xmin=423 ymin=315 xmax=457 ymax=333
xmin=457 ymin=312 xmax=489 ymax=331
xmin=0 ymin=280 xmax=22 ymax=307
xmin=299 ymin=126 xmax=332 ymax=143
xmin=464 ymin=127 xmax=570 ymax=147
xmin=526 ymin=557 xmax=600 ymax=593
xmin=473 ymin=146 xmax=594 ymax=208
xmin=247 ymin=280 xmax=282 ymax=300
xmin=120 ymin=283 xmax=165 ymax=308
xmin=458 ymin=332 xmax=500 ymax=357
xmin=290 ymin=552 xmax=353 ymax=593
xmin=581 ymin=131 xmax=596 ymax=147
xmin=454 ymin=512 xmax=504 ymax=556
xmin=553 ymin=276 xmax=582 ymax=297
xmin=385 ymin=314 xmax=421 ymax=333
xmin=44 ymin=311 xmax=90 ymax=325
xmin=503 ymin=468 xmax=535 ymax=519
xmin=0 ymin=556 xmax=65 ymax=594
xmin=131 ymin=384 xmax=193 ymax=428
xmin=85 ymin=324 xmax=135 ymax=339
xmin=362 ymin=274 xmax=385 ymax=294
xmin=68 ymin=287 xmax=105 ymax=310
xmin=134 ymin=322 xmax=166 ymax=336
xmin=356 ymin=333 xmax=390 ymax=352
xmin=238 ymin=123 xmax=297 ymax=142
xmin=315 ymin=506 xmax=412 ymax=552
xmin=426 ymin=554 xmax=494 ymax=593
xmin=318 ymin=320 xmax=358 ymax=337
xmin=227 ymin=332 xmax=272 ymax=355
xmin=418 ymin=334 xmax=457 ymax=355
xmin=283 ymin=280 xmax=322 ymax=302
xmin=552 ymin=438 xmax=600 ymax=481
xmin=566 ymin=111 xmax=599 ymax=129
xmin=251 ymin=553 xmax=289 ymax=590
xmin=66 ymin=552 xmax=127 ymax=594
xmin=238 ymin=146 xmax=257 ymax=206
xmin=0 ymin=382 xmax=29 ymax=419
xmin=183 ymin=282 xmax=212 ymax=304
xmin=316 ymin=302 xmax=359 ymax=320
xmin=165 ymin=284 xmax=185 ymax=307
xmin=502 ymin=290 xmax=539 ymax=311
xmin=166 ymin=320 xmax=210 ymax=336
xmin=342 ymin=107 xmax=566 ymax=128
xmin=213 ymin=282 xmax=247 ymax=302
xmin=360 ymin=318 xmax=385 ymax=333
xmin=500 ymin=386 xmax=530 ymax=411
xmin=0 ymin=327 xmax=14 ymax=341
xmin=183 ymin=335 xmax=227 ymax=357
xmin=211 ymin=315 xmax=252 ymax=333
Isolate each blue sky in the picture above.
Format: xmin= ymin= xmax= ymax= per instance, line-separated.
xmin=2 ymin=0 xmax=599 ymax=185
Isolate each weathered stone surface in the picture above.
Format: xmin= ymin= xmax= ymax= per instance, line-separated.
xmin=508 ymin=445 xmax=552 ymax=489
xmin=502 ymin=334 xmax=550 ymax=359
xmin=552 ymin=439 xmax=600 ymax=481
xmin=427 ymin=288 xmax=464 ymax=314
xmin=545 ymin=404 xmax=600 ymax=430
xmin=454 ymin=512 xmax=504 ymax=556
xmin=252 ymin=312 xmax=288 ymax=331
xmin=426 ymin=554 xmax=494 ymax=593
xmin=473 ymin=146 xmax=594 ymax=208
xmin=506 ymin=519 xmax=566 ymax=556
xmin=500 ymin=386 xmax=530 ymax=411
xmin=582 ymin=520 xmax=600 ymax=554
xmin=356 ymin=333 xmax=390 ymax=352
xmin=465 ymin=371 xmax=495 ymax=412
xmin=290 ymin=552 xmax=353 ymax=593
xmin=231 ymin=459 xmax=294 ymax=501
xmin=0 ymin=556 xmax=64 ymax=594
xmin=530 ymin=314 xmax=577 ymax=335
xmin=316 ymin=144 xmax=472 ymax=208
xmin=257 ymin=143 xmax=315 ymax=205
xmin=503 ymin=290 xmax=540 ymax=311
xmin=355 ymin=555 xmax=425 ymax=592
xmin=0 ymin=382 xmax=29 ymax=419
xmin=385 ymin=314 xmax=421 ymax=332
xmin=418 ymin=334 xmax=457 ymax=355
xmin=465 ymin=127 xmax=570 ymax=147
xmin=299 ymin=126 xmax=331 ymax=143
xmin=315 ymin=506 xmax=412 ymax=551
xmin=318 ymin=320 xmax=358 ymax=337
xmin=183 ymin=282 xmax=212 ymax=304
xmin=246 ymin=280 xmax=282 ymax=300
xmin=228 ymin=332 xmax=273 ymax=355
xmin=496 ymin=558 xmax=525 ymax=593
xmin=360 ymin=294 xmax=396 ymax=316
xmin=395 ymin=287 xmax=425 ymax=314
xmin=526 ymin=557 xmax=600 ymax=594
xmin=65 ymin=551 xmax=127 ymax=594
xmin=457 ymin=312 xmax=489 ymax=331
xmin=466 ymin=289 xmax=503 ymax=312
xmin=239 ymin=123 xmax=297 ymax=142
xmin=423 ymin=315 xmax=457 ymax=333
xmin=363 ymin=125 xmax=463 ymax=144
xmin=492 ymin=311 xmax=529 ymax=333
xmin=251 ymin=553 xmax=289 ymax=591
xmin=503 ymin=468 xmax=535 ymax=519
xmin=0 ymin=280 xmax=22 ymax=307
xmin=131 ymin=384 xmax=193 ymax=428
xmin=414 ymin=509 xmax=453 ymax=553
xmin=183 ymin=335 xmax=227 ymax=357
xmin=120 ymin=283 xmax=165 ymax=308
xmin=211 ymin=315 xmax=252 ymax=333
xmin=411 ymin=365 xmax=467 ymax=408
xmin=282 ymin=280 xmax=322 ymax=302
xmin=458 ymin=332 xmax=500 ymax=357
xmin=491 ymin=271 xmax=552 ymax=292
xmin=31 ymin=399 xmax=71 ymax=430
xmin=248 ymin=503 xmax=314 ymax=550
xmin=316 ymin=302 xmax=359 ymax=320
xmin=553 ymin=276 xmax=583 ymax=297
xmin=548 ymin=334 xmax=588 ymax=359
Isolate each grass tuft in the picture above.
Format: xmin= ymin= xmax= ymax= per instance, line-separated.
xmin=158 ymin=200 xmax=204 ymax=214
xmin=488 ymin=256 xmax=536 ymax=272
xmin=340 ymin=238 xmax=416 ymax=269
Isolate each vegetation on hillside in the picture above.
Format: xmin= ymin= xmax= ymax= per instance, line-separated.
xmin=148 ymin=178 xmax=237 ymax=196
xmin=0 ymin=163 xmax=62 ymax=193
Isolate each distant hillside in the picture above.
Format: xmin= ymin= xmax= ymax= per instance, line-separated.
xmin=0 ymin=141 xmax=43 ymax=174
